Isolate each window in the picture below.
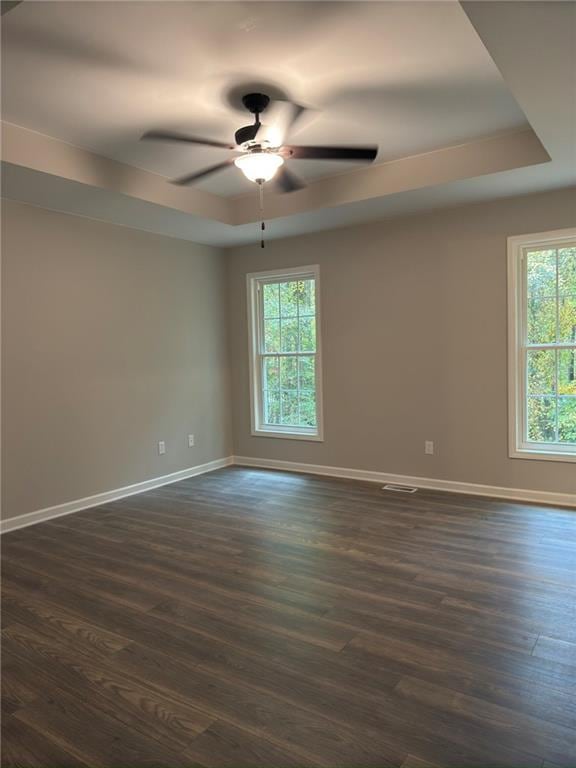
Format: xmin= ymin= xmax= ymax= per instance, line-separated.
xmin=247 ymin=265 xmax=323 ymax=440
xmin=508 ymin=228 xmax=576 ymax=462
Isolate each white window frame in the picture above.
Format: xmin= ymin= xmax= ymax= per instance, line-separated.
xmin=508 ymin=227 xmax=576 ymax=463
xmin=247 ymin=264 xmax=324 ymax=441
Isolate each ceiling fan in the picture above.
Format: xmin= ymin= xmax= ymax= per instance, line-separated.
xmin=141 ymin=92 xmax=378 ymax=193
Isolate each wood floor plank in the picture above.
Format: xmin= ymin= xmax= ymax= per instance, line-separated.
xmin=324 ymin=603 xmax=539 ymax=655
xmin=1 ymin=657 xmax=39 ymax=716
xmin=112 ymin=641 xmax=404 ymax=767
xmin=393 ymin=676 xmax=576 ymax=765
xmin=1 ymin=715 xmax=87 ymax=768
xmin=190 ymin=634 xmax=544 ymax=767
xmin=2 ymin=592 xmax=133 ymax=655
xmin=344 ymin=630 xmax=576 ymax=697
xmin=533 ymin=636 xmax=576 ymax=667
xmin=150 ymin=597 xmax=355 ymax=652
xmin=2 ymin=623 xmax=215 ymax=753
xmin=440 ymin=594 xmax=576 ymax=645
xmin=2 ymin=467 xmax=575 ymax=767
xmin=181 ymin=719 xmax=311 ymax=767
xmin=14 ymin=688 xmax=192 ymax=767
xmin=401 ymin=757 xmax=441 ymax=768
xmin=6 ymin=527 xmax=338 ymax=621
xmin=340 ymin=630 xmax=576 ymax=732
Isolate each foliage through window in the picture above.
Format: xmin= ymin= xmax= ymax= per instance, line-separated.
xmin=509 ymin=230 xmax=576 ymax=461
xmin=248 ymin=267 xmax=322 ymax=439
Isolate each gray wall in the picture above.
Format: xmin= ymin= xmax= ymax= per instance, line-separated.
xmin=227 ymin=187 xmax=576 ymax=496
xmin=3 ymin=188 xmax=575 ymax=523
xmin=2 ymin=200 xmax=232 ymax=520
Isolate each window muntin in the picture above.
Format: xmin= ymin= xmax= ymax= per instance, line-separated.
xmin=509 ymin=230 xmax=576 ymax=461
xmin=248 ymin=267 xmax=322 ymax=440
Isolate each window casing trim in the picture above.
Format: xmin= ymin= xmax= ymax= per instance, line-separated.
xmin=507 ymin=227 xmax=576 ymax=463
xmin=247 ymin=264 xmax=324 ymax=441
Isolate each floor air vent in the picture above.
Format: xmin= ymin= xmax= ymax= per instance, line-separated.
xmin=382 ymin=483 xmax=418 ymax=493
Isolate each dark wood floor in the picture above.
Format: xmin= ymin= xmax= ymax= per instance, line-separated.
xmin=2 ymin=467 xmax=576 ymax=767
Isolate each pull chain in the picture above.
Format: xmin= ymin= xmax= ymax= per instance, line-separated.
xmin=258 ymin=180 xmax=265 ymax=248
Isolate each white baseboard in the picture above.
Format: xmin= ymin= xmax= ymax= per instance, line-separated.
xmin=233 ymin=455 xmax=576 ymax=509
xmin=0 ymin=457 xmax=234 ymax=534
xmin=2 ymin=453 xmax=573 ymax=534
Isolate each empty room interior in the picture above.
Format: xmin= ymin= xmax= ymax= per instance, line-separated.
xmin=1 ymin=1 xmax=576 ymax=766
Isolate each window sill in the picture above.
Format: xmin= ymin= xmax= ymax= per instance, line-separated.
xmin=510 ymin=447 xmax=576 ymax=463
xmin=252 ymin=428 xmax=324 ymax=442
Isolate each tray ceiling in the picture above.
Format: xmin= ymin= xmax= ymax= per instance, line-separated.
xmin=2 ymin=1 xmax=528 ymax=196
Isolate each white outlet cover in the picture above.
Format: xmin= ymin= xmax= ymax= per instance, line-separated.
xmin=425 ymin=441 xmax=434 ymax=455
xmin=158 ymin=441 xmax=166 ymax=455
xmin=188 ymin=434 xmax=195 ymax=447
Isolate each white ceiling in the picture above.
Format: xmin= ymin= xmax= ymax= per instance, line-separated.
xmin=1 ymin=1 xmax=574 ymax=245
xmin=1 ymin=1 xmax=527 ymax=196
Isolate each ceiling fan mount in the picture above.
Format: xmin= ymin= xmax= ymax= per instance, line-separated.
xmin=241 ymin=92 xmax=271 ymax=115
xmin=140 ymin=90 xmax=378 ymax=193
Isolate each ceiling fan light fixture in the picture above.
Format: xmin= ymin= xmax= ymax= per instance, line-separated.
xmin=234 ymin=152 xmax=284 ymax=183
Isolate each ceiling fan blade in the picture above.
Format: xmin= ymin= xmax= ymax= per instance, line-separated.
xmin=266 ymin=100 xmax=309 ymax=146
xmin=287 ymin=145 xmax=378 ymax=162
xmin=142 ymin=130 xmax=234 ymax=150
xmin=285 ymin=102 xmax=307 ymax=135
xmin=171 ymin=159 xmax=234 ymax=186
xmin=275 ymin=166 xmax=306 ymax=194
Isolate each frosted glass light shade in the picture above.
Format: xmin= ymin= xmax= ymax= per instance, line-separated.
xmin=234 ymin=152 xmax=284 ymax=182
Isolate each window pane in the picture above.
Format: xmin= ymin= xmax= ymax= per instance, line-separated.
xmin=300 ymin=390 xmax=317 ymax=427
xmin=279 ymin=282 xmax=298 ymax=318
xmin=559 ymin=297 xmax=576 ymax=343
xmin=264 ymin=357 xmax=280 ymax=390
xmin=527 ymin=297 xmax=557 ymax=344
xmin=281 ymin=390 xmax=299 ymax=425
xmin=559 ymin=349 xmax=576 ymax=395
xmin=527 ymin=397 xmax=556 ymax=442
xmin=263 ymin=283 xmax=280 ymax=318
xmin=558 ymin=247 xmax=576 ymax=296
xmin=299 ymin=356 xmax=315 ymax=390
xmin=280 ymin=356 xmax=298 ymax=389
xmin=264 ymin=390 xmax=280 ymax=424
xmin=527 ymin=349 xmax=555 ymax=394
xmin=299 ymin=316 xmax=316 ymax=352
xmin=281 ymin=318 xmax=298 ymax=352
xmin=558 ymin=397 xmax=576 ymax=443
xmin=526 ymin=249 xmax=557 ymax=297
xmin=298 ymin=279 xmax=315 ymax=316
xmin=264 ymin=318 xmax=280 ymax=353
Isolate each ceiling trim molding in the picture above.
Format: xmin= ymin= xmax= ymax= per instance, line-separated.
xmin=1 ymin=121 xmax=232 ymax=224
xmin=232 ymin=128 xmax=550 ymax=224
xmin=2 ymin=121 xmax=549 ymax=229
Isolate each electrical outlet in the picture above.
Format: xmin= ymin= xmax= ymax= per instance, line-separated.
xmin=158 ymin=441 xmax=166 ymax=455
xmin=188 ymin=434 xmax=195 ymax=448
xmin=425 ymin=440 xmax=434 ymax=455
